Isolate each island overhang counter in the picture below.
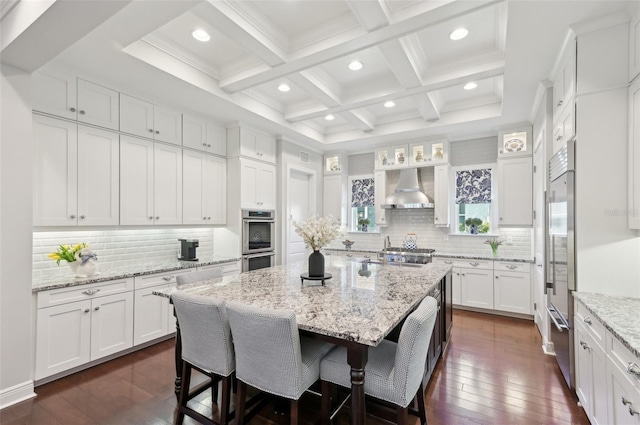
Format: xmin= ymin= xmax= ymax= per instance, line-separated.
xmin=154 ymin=258 xmax=452 ymax=425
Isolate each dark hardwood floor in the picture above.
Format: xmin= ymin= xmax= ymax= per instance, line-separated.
xmin=1 ymin=310 xmax=589 ymax=425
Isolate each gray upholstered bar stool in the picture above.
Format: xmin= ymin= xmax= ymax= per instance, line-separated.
xmin=226 ymin=301 xmax=334 ymax=425
xmin=320 ymin=296 xmax=438 ymax=425
xmin=176 ymin=267 xmax=223 ymax=286
xmin=172 ymin=292 xmax=235 ymax=425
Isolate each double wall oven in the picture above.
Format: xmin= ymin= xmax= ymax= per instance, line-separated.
xmin=242 ymin=209 xmax=275 ymax=272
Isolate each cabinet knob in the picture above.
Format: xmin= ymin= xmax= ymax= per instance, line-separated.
xmin=435 ymin=217 xmax=438 ymax=221
xmin=627 ymin=362 xmax=640 ymax=378
xmin=70 ymin=215 xmax=76 ymax=219
xmin=80 ymin=215 xmax=85 ymax=219
xmin=79 ymin=110 xmax=85 ymax=115
xmin=203 ymin=217 xmax=207 ymax=220
xmin=207 ymin=217 xmax=211 ymax=220
xmin=506 ymin=265 xmax=518 ymax=270
xmin=149 ymin=129 xmax=154 ymax=133
xmin=202 ymin=143 xmax=207 ymax=146
xmin=462 ymin=273 xmax=466 ymax=276
xmin=207 ymin=144 xmax=211 ymax=147
xmin=155 ymin=130 xmax=160 ymax=134
xmin=495 ymin=276 xmax=499 ymax=279
xmin=162 ymin=276 xmax=172 ymax=281
xmin=70 ymin=107 xmax=77 ymax=112
xmin=156 ymin=216 xmax=160 ymax=220
xmin=94 ymin=306 xmax=100 ymax=311
xmin=84 ymin=308 xmax=90 ymax=313
xmin=444 ymin=260 xmax=453 ymax=264
xmin=556 ymin=136 xmax=563 ymax=141
xmin=469 ymin=262 xmax=480 ymax=266
xmin=499 ymin=217 xmax=503 ymax=221
xmin=149 ymin=216 xmax=154 ymax=220
xmin=557 ymin=100 xmax=563 ymax=107
xmin=499 ymin=150 xmax=503 ymax=154
xmin=583 ymin=316 xmax=592 ymax=325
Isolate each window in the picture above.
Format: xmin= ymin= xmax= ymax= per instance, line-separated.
xmin=348 ymin=175 xmax=376 ymax=232
xmin=454 ymin=166 xmax=495 ymax=234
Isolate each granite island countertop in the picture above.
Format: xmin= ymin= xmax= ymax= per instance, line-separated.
xmin=573 ymin=292 xmax=640 ymax=360
xmin=154 ymin=258 xmax=452 ymax=347
xmin=326 ymin=248 xmax=534 ymax=263
xmin=32 ymin=254 xmax=242 ymax=293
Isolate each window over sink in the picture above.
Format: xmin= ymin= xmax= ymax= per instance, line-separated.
xmin=453 ymin=165 xmax=496 ymax=235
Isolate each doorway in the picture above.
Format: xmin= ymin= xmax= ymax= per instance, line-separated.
xmin=286 ymin=166 xmax=316 ymax=265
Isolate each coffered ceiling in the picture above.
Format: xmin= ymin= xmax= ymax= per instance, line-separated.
xmin=2 ymin=0 xmax=632 ymax=152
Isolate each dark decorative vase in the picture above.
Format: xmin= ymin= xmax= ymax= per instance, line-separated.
xmin=470 ymin=224 xmax=478 ymax=234
xmin=308 ymin=250 xmax=325 ymax=277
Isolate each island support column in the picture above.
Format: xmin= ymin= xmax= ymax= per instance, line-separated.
xmin=347 ymin=346 xmax=368 ymax=425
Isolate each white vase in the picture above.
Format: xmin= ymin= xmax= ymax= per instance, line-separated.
xmin=68 ymin=261 xmax=79 ymax=275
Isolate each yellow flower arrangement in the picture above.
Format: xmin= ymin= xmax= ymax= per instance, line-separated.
xmin=48 ymin=242 xmax=88 ymax=265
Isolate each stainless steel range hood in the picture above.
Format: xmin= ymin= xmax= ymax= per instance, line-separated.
xmin=381 ymin=168 xmax=434 ymax=209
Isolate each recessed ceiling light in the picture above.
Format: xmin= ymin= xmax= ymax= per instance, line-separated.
xmin=463 ymin=82 xmax=478 ymax=90
xmin=449 ymin=28 xmax=469 ymax=41
xmin=278 ymin=83 xmax=290 ymax=92
xmin=192 ymin=29 xmax=210 ymax=42
xmin=348 ymin=60 xmax=363 ymax=71
xmin=325 ymin=114 xmax=335 ymax=121
xmin=384 ymin=101 xmax=396 ymax=108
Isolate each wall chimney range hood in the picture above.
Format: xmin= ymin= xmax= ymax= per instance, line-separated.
xmin=381 ymin=168 xmax=434 ymax=209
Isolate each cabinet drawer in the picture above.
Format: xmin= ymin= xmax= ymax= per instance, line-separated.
xmin=607 ymin=331 xmax=640 ymax=391
xmin=575 ymin=301 xmax=607 ymax=351
xmin=494 ymin=261 xmax=531 ymax=273
xmin=134 ymin=269 xmax=193 ymax=290
xmin=434 ymin=258 xmax=493 ymax=270
xmin=198 ymin=261 xmax=240 ymax=275
xmin=37 ymin=278 xmax=134 ymax=309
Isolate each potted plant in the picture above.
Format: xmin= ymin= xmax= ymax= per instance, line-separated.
xmin=465 ymin=217 xmax=483 ymax=234
xmin=358 ymin=217 xmax=370 ymax=232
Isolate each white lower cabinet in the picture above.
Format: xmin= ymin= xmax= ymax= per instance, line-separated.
xmin=460 ymin=267 xmax=494 ymax=309
xmin=35 ymin=278 xmax=134 ymax=380
xmin=134 ymin=285 xmax=171 ymax=345
xmin=493 ymin=262 xmax=531 ymax=314
xmin=605 ymin=322 xmax=640 ymax=425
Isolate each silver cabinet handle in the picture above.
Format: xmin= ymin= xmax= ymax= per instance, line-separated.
xmin=627 ymin=362 xmax=640 ymax=378
xmin=84 ymin=308 xmax=90 ymax=313
xmin=70 ymin=214 xmax=76 ymax=219
xmin=444 ymin=260 xmax=453 ymax=264
xmin=162 ymin=276 xmax=173 ymax=281
xmin=580 ymin=341 xmax=590 ymax=350
xmin=82 ymin=289 xmax=100 ymax=295
xmin=469 ymin=262 xmax=480 ymax=266
xmin=79 ymin=110 xmax=85 ymax=115
xmin=506 ymin=265 xmax=518 ymax=270
xmin=80 ymin=215 xmax=85 ymax=219
xmin=583 ymin=316 xmax=592 ymax=325
xmin=94 ymin=306 xmax=100 ymax=311
xmin=557 ymin=100 xmax=563 ymax=107
xmin=629 ymin=407 xmax=639 ymax=416
xmin=70 ymin=107 xmax=77 ymax=112
xmin=622 ymin=397 xmax=632 ymax=406
xmin=556 ymin=135 xmax=563 ymax=141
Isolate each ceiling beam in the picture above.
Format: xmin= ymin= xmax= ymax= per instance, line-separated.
xmin=219 ymin=0 xmax=502 ymax=93
xmin=341 ymin=110 xmax=375 ymax=132
xmin=284 ymin=59 xmax=504 ymax=122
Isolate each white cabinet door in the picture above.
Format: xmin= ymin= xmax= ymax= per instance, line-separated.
xmin=493 ymin=271 xmax=531 ymax=314
xmin=154 ymin=143 xmax=183 ymax=225
xmin=498 ymin=157 xmax=533 ymax=226
xmin=451 ymin=268 xmax=462 ymax=305
xmin=183 ymin=150 xmax=207 ymax=225
xmin=182 ymin=114 xmax=207 ymax=152
xmin=240 ymin=127 xmax=276 ymax=163
xmin=324 ymin=174 xmax=344 ymax=225
xmin=33 ymin=115 xmax=78 ymax=226
xmin=258 ymin=163 xmax=276 ymax=210
xmin=591 ymin=340 xmax=608 ymax=425
xmin=90 ymin=291 xmax=134 ymax=361
xmin=460 ymin=268 xmax=493 ymax=309
xmin=33 ymin=71 xmax=77 ymax=120
xmin=153 ymin=105 xmax=182 ymax=145
xmin=374 ymin=170 xmax=387 ymax=226
xmin=204 ymin=154 xmax=226 ymax=224
xmin=35 ymin=300 xmax=92 ymax=380
xmin=575 ymin=320 xmax=609 ymax=425
xmin=77 ymin=79 xmax=119 ymax=130
xmin=207 ymin=122 xmax=227 ymax=157
xmin=120 ymin=136 xmax=154 ymax=225
xmin=134 ymin=286 xmax=169 ymax=345
xmin=629 ymin=77 xmax=640 ymax=229
xmin=240 ymin=158 xmax=259 ymax=209
xmin=119 ymin=94 xmax=154 ymax=139
xmin=607 ymin=360 xmax=640 ymax=425
xmin=575 ymin=322 xmax=594 ymax=415
xmin=77 ymin=126 xmax=119 ymax=226
xmin=433 ymin=165 xmax=450 ymax=227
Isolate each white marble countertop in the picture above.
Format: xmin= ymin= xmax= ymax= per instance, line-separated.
xmin=32 ymin=254 xmax=241 ymax=293
xmin=154 ymin=258 xmax=452 ymax=347
xmin=573 ymin=292 xmax=640 ymax=360
xmin=431 ymin=253 xmax=535 ymax=263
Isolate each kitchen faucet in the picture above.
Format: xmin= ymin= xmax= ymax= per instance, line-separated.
xmin=383 ymin=236 xmax=391 ymax=265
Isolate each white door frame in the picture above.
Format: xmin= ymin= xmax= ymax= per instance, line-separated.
xmin=284 ymin=164 xmax=317 ymax=265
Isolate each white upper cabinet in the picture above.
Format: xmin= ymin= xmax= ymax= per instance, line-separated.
xmin=374 ymin=145 xmax=408 ymax=170
xmin=552 ymin=38 xmax=576 ymax=123
xmin=409 ymin=140 xmax=449 ymax=166
xmin=33 ymin=116 xmax=120 ymax=227
xmin=374 ymin=170 xmax=387 ymax=226
xmin=240 ymin=157 xmax=276 ymax=210
xmin=119 ymin=94 xmax=182 ymax=145
xmin=33 ymin=71 xmax=119 ymax=130
xmin=228 ymin=126 xmax=276 ymax=164
xmin=498 ymin=156 xmax=533 ymax=226
xmin=120 ymin=136 xmax=183 ymax=225
xmin=183 ymin=150 xmax=227 ymax=225
xmin=497 ymin=127 xmax=532 ymax=158
xmin=324 ymin=174 xmax=345 ymax=225
xmin=433 ymin=165 xmax=450 ymax=227
xmin=629 ymin=77 xmax=640 ymax=230
xmin=182 ymin=114 xmax=227 ymax=156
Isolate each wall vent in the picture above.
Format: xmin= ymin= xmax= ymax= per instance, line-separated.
xmin=299 ymin=151 xmax=310 ymax=164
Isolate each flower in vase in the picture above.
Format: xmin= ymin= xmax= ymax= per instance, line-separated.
xmin=294 ymin=215 xmax=341 ymax=251
xmin=484 ymin=238 xmax=503 ymax=255
xmin=48 ymin=242 xmax=89 ymax=265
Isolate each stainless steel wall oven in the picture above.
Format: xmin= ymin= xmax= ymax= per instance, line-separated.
xmin=242 ymin=209 xmax=275 ymax=271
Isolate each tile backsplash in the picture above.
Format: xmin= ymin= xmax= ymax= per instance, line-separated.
xmin=333 ymin=208 xmax=532 ymax=257
xmin=33 ymin=228 xmax=214 ymax=278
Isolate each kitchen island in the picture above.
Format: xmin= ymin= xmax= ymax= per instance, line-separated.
xmin=155 ymin=258 xmax=452 ymax=425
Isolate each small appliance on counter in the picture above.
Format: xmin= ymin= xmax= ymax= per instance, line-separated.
xmin=178 ymin=238 xmax=199 ymax=261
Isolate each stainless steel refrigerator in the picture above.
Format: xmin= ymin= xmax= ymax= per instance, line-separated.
xmin=546 ymin=138 xmax=576 ymax=389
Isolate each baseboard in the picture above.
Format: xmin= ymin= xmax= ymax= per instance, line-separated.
xmin=0 ymin=380 xmax=36 ymax=410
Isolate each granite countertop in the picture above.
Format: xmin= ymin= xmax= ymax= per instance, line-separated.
xmin=154 ymin=258 xmax=452 ymax=347
xmin=324 ymin=248 xmax=381 ymax=254
xmin=32 ymin=254 xmax=242 ymax=293
xmin=573 ymin=292 xmax=640 ymax=360
xmin=431 ymin=253 xmax=535 ymax=263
